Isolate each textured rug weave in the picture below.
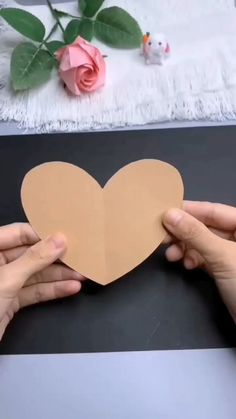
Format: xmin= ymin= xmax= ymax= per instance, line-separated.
xmin=0 ymin=0 xmax=236 ymax=131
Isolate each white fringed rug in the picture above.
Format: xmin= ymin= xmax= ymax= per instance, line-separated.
xmin=0 ymin=0 xmax=236 ymax=131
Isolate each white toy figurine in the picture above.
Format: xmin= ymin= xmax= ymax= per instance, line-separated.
xmin=142 ymin=32 xmax=170 ymax=65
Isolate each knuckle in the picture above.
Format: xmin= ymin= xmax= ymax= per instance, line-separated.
xmin=57 ymin=267 xmax=65 ymax=282
xmin=53 ymin=284 xmax=61 ymax=299
xmin=0 ymin=252 xmax=7 ymax=266
xmin=207 ymin=241 xmax=234 ymax=272
xmin=217 ymin=243 xmax=235 ymax=266
xmin=34 ymin=285 xmax=44 ymax=303
xmin=5 ymin=309 xmax=15 ymax=323
xmin=54 ymin=283 xmax=65 ymax=299
xmin=0 ymin=265 xmax=9 ymax=278
xmin=28 ymin=272 xmax=41 ymax=286
xmin=18 ymin=223 xmax=31 ymax=245
xmin=13 ymin=297 xmax=20 ymax=313
xmin=209 ymin=203 xmax=221 ymax=223
xmin=26 ymin=244 xmax=45 ymax=262
xmin=180 ymin=220 xmax=203 ymax=242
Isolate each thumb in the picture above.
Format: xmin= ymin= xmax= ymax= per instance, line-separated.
xmin=3 ymin=234 xmax=67 ymax=293
xmin=163 ymin=208 xmax=224 ymax=263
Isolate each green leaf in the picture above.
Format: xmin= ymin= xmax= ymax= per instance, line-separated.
xmin=94 ymin=6 xmax=142 ymax=49
xmin=64 ymin=18 xmax=94 ymax=43
xmin=76 ymin=19 xmax=94 ymax=41
xmin=79 ymin=0 xmax=87 ymax=14
xmin=11 ymin=42 xmax=55 ymax=91
xmin=80 ymin=0 xmax=105 ymax=18
xmin=46 ymin=40 xmax=65 ymax=54
xmin=0 ymin=8 xmax=45 ymax=42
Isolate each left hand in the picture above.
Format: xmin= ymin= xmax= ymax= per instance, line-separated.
xmin=0 ymin=223 xmax=84 ymax=340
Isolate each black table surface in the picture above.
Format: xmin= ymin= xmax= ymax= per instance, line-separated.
xmin=0 ymin=126 xmax=236 ymax=355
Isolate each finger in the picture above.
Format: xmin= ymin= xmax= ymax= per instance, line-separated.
xmin=183 ymin=201 xmax=236 ymax=230
xmin=0 ymin=246 xmax=86 ymax=282
xmin=164 ymin=226 xmax=232 ymax=268
xmin=18 ymin=280 xmax=81 ymax=308
xmin=163 ymin=209 xmax=226 ymax=263
xmin=163 ymin=227 xmax=232 ymax=263
xmin=0 ymin=223 xmax=38 ymax=249
xmin=165 ymin=241 xmax=204 ymax=269
xmin=1 ymin=234 xmax=67 ymax=293
xmin=0 ymin=315 xmax=10 ymax=341
xmin=183 ymin=248 xmax=204 ymax=270
xmin=25 ymin=264 xmax=85 ymax=286
xmin=162 ymin=233 xmax=175 ymax=245
xmin=209 ymin=227 xmax=233 ymax=241
xmin=165 ymin=243 xmax=185 ymax=262
xmin=0 ymin=245 xmax=29 ymax=266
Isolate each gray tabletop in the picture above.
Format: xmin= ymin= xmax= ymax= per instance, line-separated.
xmin=0 ymin=348 xmax=236 ymax=419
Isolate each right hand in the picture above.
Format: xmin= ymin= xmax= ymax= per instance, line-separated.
xmin=163 ymin=201 xmax=236 ymax=323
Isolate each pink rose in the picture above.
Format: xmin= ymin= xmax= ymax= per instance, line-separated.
xmin=56 ymin=37 xmax=106 ymax=96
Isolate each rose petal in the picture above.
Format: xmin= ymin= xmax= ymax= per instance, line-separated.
xmin=58 ymin=37 xmax=106 ymax=95
xmin=58 ymin=49 xmax=71 ymax=72
xmin=78 ymin=40 xmax=105 ymax=70
xmin=70 ymin=45 xmax=94 ymax=68
xmin=77 ymin=69 xmax=97 ymax=90
xmin=85 ymin=59 xmax=105 ymax=92
xmin=60 ymin=68 xmax=81 ymax=95
xmin=74 ymin=37 xmax=92 ymax=51
xmin=78 ymin=61 xmax=105 ymax=93
xmin=76 ymin=65 xmax=96 ymax=86
xmin=59 ymin=45 xmax=94 ymax=72
xmin=56 ymin=46 xmax=66 ymax=61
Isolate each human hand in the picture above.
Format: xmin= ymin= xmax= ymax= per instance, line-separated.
xmin=0 ymin=223 xmax=84 ymax=340
xmin=163 ymin=201 xmax=236 ymax=323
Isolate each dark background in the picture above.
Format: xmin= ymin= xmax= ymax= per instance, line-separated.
xmin=0 ymin=126 xmax=236 ymax=354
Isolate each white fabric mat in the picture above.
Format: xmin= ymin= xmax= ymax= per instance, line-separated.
xmin=0 ymin=0 xmax=236 ymax=131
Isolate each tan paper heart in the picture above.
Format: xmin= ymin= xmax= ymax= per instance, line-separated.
xmin=21 ymin=160 xmax=183 ymax=285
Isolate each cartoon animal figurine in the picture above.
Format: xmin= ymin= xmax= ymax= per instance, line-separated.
xmin=142 ymin=32 xmax=170 ymax=65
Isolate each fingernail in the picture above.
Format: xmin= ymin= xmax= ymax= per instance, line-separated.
xmin=49 ymin=233 xmax=67 ymax=249
xmin=184 ymin=257 xmax=195 ymax=270
xmin=164 ymin=209 xmax=183 ymax=226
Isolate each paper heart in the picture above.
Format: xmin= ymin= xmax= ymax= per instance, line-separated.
xmin=21 ymin=160 xmax=183 ymax=285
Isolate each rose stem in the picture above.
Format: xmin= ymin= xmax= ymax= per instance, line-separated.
xmin=46 ymin=0 xmax=65 ymax=35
